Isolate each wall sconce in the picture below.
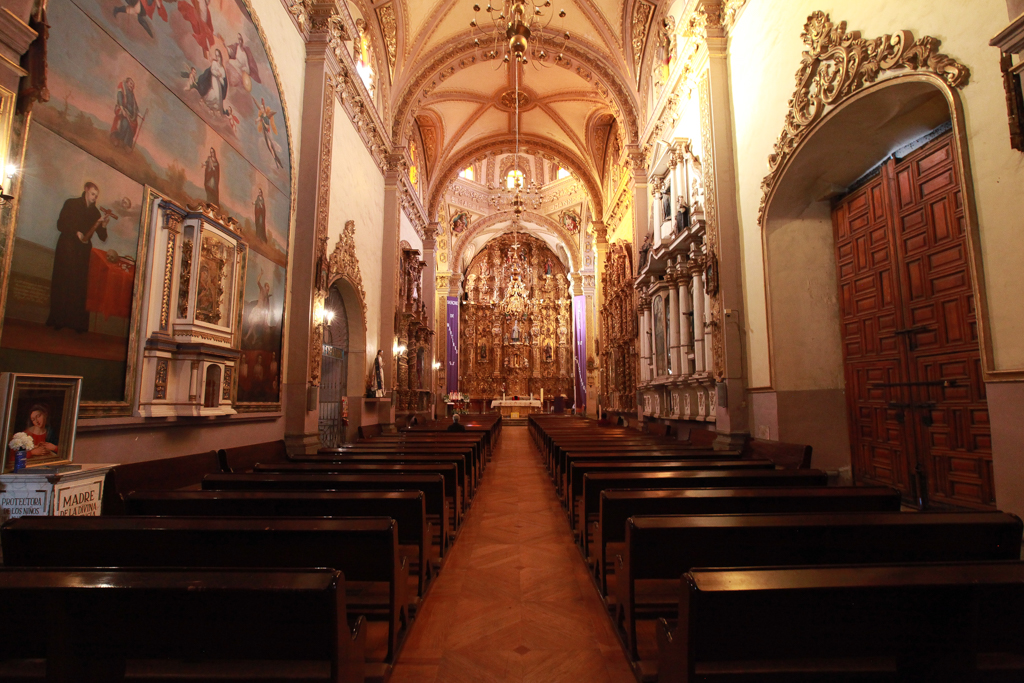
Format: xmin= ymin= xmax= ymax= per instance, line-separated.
xmin=0 ymin=164 xmax=17 ymax=205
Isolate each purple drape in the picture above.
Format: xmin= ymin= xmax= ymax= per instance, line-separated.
xmin=446 ymin=297 xmax=459 ymax=394
xmin=572 ymin=295 xmax=587 ymax=412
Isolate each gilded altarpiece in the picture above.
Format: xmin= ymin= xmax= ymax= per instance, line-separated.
xmin=460 ymin=234 xmax=572 ymax=399
xmin=599 ymin=243 xmax=638 ymax=411
xmin=395 ymin=247 xmax=433 ymax=414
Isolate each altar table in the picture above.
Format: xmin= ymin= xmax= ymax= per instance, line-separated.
xmin=490 ymin=399 xmax=543 ymax=417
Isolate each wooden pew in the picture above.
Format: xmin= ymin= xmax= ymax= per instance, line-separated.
xmin=742 ymin=437 xmax=813 ymax=469
xmin=124 ymin=489 xmax=434 ymax=597
xmin=658 ymin=562 xmax=1024 ymax=683
xmin=554 ymin=443 xmax=730 ymax=487
xmin=580 ymin=469 xmax=830 ymax=544
xmin=2 ymin=516 xmax=409 ymax=673
xmin=559 ymin=448 xmax=740 ymax=500
xmin=565 ymin=458 xmax=774 ymax=532
xmin=359 ymin=435 xmax=485 ymax=482
xmin=217 ymin=439 xmax=289 ymax=473
xmin=254 ymin=461 xmax=463 ymax=531
xmin=335 ymin=440 xmax=481 ymax=489
xmin=593 ymin=486 xmax=902 ymax=593
xmin=0 ymin=567 xmax=365 ymax=683
xmin=311 ymin=447 xmax=473 ymax=502
xmin=101 ymin=450 xmax=220 ymax=514
xmin=616 ymin=511 xmax=1024 ymax=666
xmin=202 ymin=472 xmax=450 ymax=555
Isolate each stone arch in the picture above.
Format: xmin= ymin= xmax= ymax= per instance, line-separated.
xmin=452 ymin=210 xmax=582 ymax=275
xmin=760 ymin=74 xmax=985 ymax=473
xmin=390 ymin=31 xmax=641 ymax=148
xmin=427 ymin=135 xmax=604 ymax=220
xmin=326 ymin=220 xmax=369 ymax=390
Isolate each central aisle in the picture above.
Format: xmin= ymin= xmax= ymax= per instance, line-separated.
xmin=390 ymin=426 xmax=636 ymax=683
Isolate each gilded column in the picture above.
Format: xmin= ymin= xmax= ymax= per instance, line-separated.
xmin=667 ymin=267 xmax=681 ymax=376
xmin=689 ymin=247 xmax=706 ymax=375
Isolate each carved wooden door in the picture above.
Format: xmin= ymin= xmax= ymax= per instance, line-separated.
xmin=832 ymin=132 xmax=993 ymax=509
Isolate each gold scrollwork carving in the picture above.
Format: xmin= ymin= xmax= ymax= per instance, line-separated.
xmin=758 ymin=12 xmax=971 ymax=227
xmin=178 ymin=239 xmax=193 ymax=319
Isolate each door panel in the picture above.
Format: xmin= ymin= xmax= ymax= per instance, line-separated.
xmin=833 ymin=133 xmax=994 ymax=509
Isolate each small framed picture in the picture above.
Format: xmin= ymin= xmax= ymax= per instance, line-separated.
xmin=0 ymin=374 xmax=82 ymax=473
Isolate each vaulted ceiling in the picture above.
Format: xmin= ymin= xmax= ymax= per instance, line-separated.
xmin=349 ymin=0 xmax=694 ymax=219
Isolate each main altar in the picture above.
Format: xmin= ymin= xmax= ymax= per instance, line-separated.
xmin=490 ymin=398 xmax=543 ymax=417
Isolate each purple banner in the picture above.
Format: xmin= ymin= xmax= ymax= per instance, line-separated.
xmin=572 ymin=295 xmax=587 ymax=413
xmin=446 ymin=297 xmax=460 ymax=394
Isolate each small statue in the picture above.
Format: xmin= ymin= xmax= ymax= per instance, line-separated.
xmin=639 ymin=232 xmax=653 ymax=269
xmin=371 ymin=349 xmax=385 ymax=397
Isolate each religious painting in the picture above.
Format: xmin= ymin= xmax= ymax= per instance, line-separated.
xmin=0 ymin=373 xmax=82 ymax=473
xmin=70 ymin=0 xmax=290 ymax=186
xmin=653 ymin=294 xmax=667 ymax=377
xmin=195 ymin=230 xmax=233 ymax=326
xmin=236 ymin=251 xmax=285 ymax=404
xmin=451 ymin=211 xmax=469 ymax=235
xmin=560 ymin=209 xmax=580 ymax=235
xmin=0 ymin=124 xmax=148 ymax=410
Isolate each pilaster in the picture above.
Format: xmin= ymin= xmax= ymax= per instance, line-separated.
xmin=283 ymin=4 xmax=342 ymax=455
xmin=378 ymin=152 xmax=405 ymax=424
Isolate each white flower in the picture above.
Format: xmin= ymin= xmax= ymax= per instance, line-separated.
xmin=8 ymin=432 xmax=34 ymax=451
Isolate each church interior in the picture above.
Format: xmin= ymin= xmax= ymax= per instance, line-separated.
xmin=0 ymin=0 xmax=1023 ymax=680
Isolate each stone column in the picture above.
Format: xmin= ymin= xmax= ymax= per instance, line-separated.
xmin=667 ymin=269 xmax=681 ymax=377
xmin=651 ymin=178 xmax=664 ymax=249
xmin=377 ymin=152 xmax=405 ymax=425
xmin=283 ymin=4 xmax=341 ymax=455
xmin=628 ymin=146 xmax=649 ymax=269
xmin=700 ymin=0 xmax=749 ymax=443
xmin=678 ymin=256 xmax=694 ymax=376
xmin=689 ymin=252 xmax=706 ymax=375
xmin=421 ymin=223 xmax=438 ymax=403
xmin=639 ymin=295 xmax=652 ymax=383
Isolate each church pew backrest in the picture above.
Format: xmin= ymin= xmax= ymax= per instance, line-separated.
xmin=123 ymin=489 xmax=432 ymax=596
xmin=102 ymin=450 xmax=221 ymax=514
xmin=0 ymin=567 xmax=364 ymax=683
xmin=742 ymin=437 xmax=814 ymax=470
xmin=658 ymin=562 xmax=1024 ymax=683
xmin=594 ymin=485 xmax=903 ymax=593
xmin=1 ymin=515 xmax=408 ymax=664
xmin=618 ymin=511 xmax=1024 ymax=660
xmin=217 ymin=439 xmax=289 ymax=473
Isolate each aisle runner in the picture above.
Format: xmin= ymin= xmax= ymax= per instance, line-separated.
xmin=390 ymin=426 xmax=635 ymax=683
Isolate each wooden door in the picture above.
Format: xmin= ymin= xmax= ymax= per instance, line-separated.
xmin=832 ymin=132 xmax=993 ymax=509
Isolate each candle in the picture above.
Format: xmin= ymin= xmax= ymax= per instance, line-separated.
xmin=540 ymin=388 xmax=544 ymax=402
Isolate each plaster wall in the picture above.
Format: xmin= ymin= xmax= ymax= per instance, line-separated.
xmin=400 ymin=210 xmax=422 ymax=251
xmin=328 ymin=102 xmax=385 ymax=381
xmin=729 ymin=0 xmax=1024 ymax=384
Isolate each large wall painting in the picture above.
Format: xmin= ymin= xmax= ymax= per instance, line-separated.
xmin=0 ymin=124 xmax=147 ymax=404
xmin=0 ymin=0 xmax=292 ymax=414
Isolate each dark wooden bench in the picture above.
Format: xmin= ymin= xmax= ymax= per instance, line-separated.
xmin=255 ymin=461 xmax=463 ymax=530
xmin=124 ymin=489 xmax=434 ymax=597
xmin=0 ymin=567 xmax=365 ymax=683
xmin=580 ymin=469 xmax=830 ymax=546
xmin=593 ymin=486 xmax=903 ymax=593
xmin=742 ymin=437 xmax=813 ymax=469
xmin=658 ymin=562 xmax=1024 ymax=683
xmin=359 ymin=435 xmax=485 ymax=479
xmin=566 ymin=458 xmax=774 ymax=532
xmin=1 ymin=516 xmax=409 ymax=671
xmin=336 ymin=441 xmax=482 ymax=488
xmin=311 ymin=447 xmax=473 ymax=501
xmin=101 ymin=451 xmax=221 ymax=514
xmin=217 ymin=439 xmax=289 ymax=473
xmin=617 ymin=511 xmax=1024 ymax=666
xmin=201 ymin=473 xmax=450 ymax=555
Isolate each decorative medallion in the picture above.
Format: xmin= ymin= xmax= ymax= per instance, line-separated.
xmin=560 ymin=208 xmax=581 ymax=235
xmin=758 ymin=12 xmax=971 ymax=226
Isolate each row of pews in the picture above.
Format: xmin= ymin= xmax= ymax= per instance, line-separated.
xmin=529 ymin=414 xmax=1024 ymax=683
xmin=0 ymin=415 xmax=501 ymax=683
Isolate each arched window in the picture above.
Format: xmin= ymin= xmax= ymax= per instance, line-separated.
xmin=355 ymin=19 xmax=375 ymax=98
xmin=459 ymin=166 xmax=475 ymax=181
xmin=556 ymin=167 xmax=571 ymax=180
xmin=506 ymin=169 xmax=524 ymax=190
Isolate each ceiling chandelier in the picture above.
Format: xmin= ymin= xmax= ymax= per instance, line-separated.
xmin=470 ymin=0 xmax=569 ymax=231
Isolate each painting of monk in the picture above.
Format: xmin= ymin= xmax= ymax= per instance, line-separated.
xmin=0 ymin=124 xmax=144 ymax=403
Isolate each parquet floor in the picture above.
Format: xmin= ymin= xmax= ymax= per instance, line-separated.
xmin=390 ymin=426 xmax=636 ymax=683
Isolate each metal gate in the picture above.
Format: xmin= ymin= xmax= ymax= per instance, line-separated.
xmin=319 ymin=344 xmax=348 ymax=448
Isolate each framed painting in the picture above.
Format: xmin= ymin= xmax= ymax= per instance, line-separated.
xmin=0 ymin=124 xmax=152 ymax=417
xmin=0 ymin=373 xmax=82 ymax=473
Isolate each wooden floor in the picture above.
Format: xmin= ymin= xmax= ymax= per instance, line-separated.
xmin=390 ymin=426 xmax=636 ymax=682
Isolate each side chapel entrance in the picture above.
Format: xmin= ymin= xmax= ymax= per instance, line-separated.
xmin=832 ymin=131 xmax=993 ymax=509
xmin=319 ymin=286 xmax=350 ymax=447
